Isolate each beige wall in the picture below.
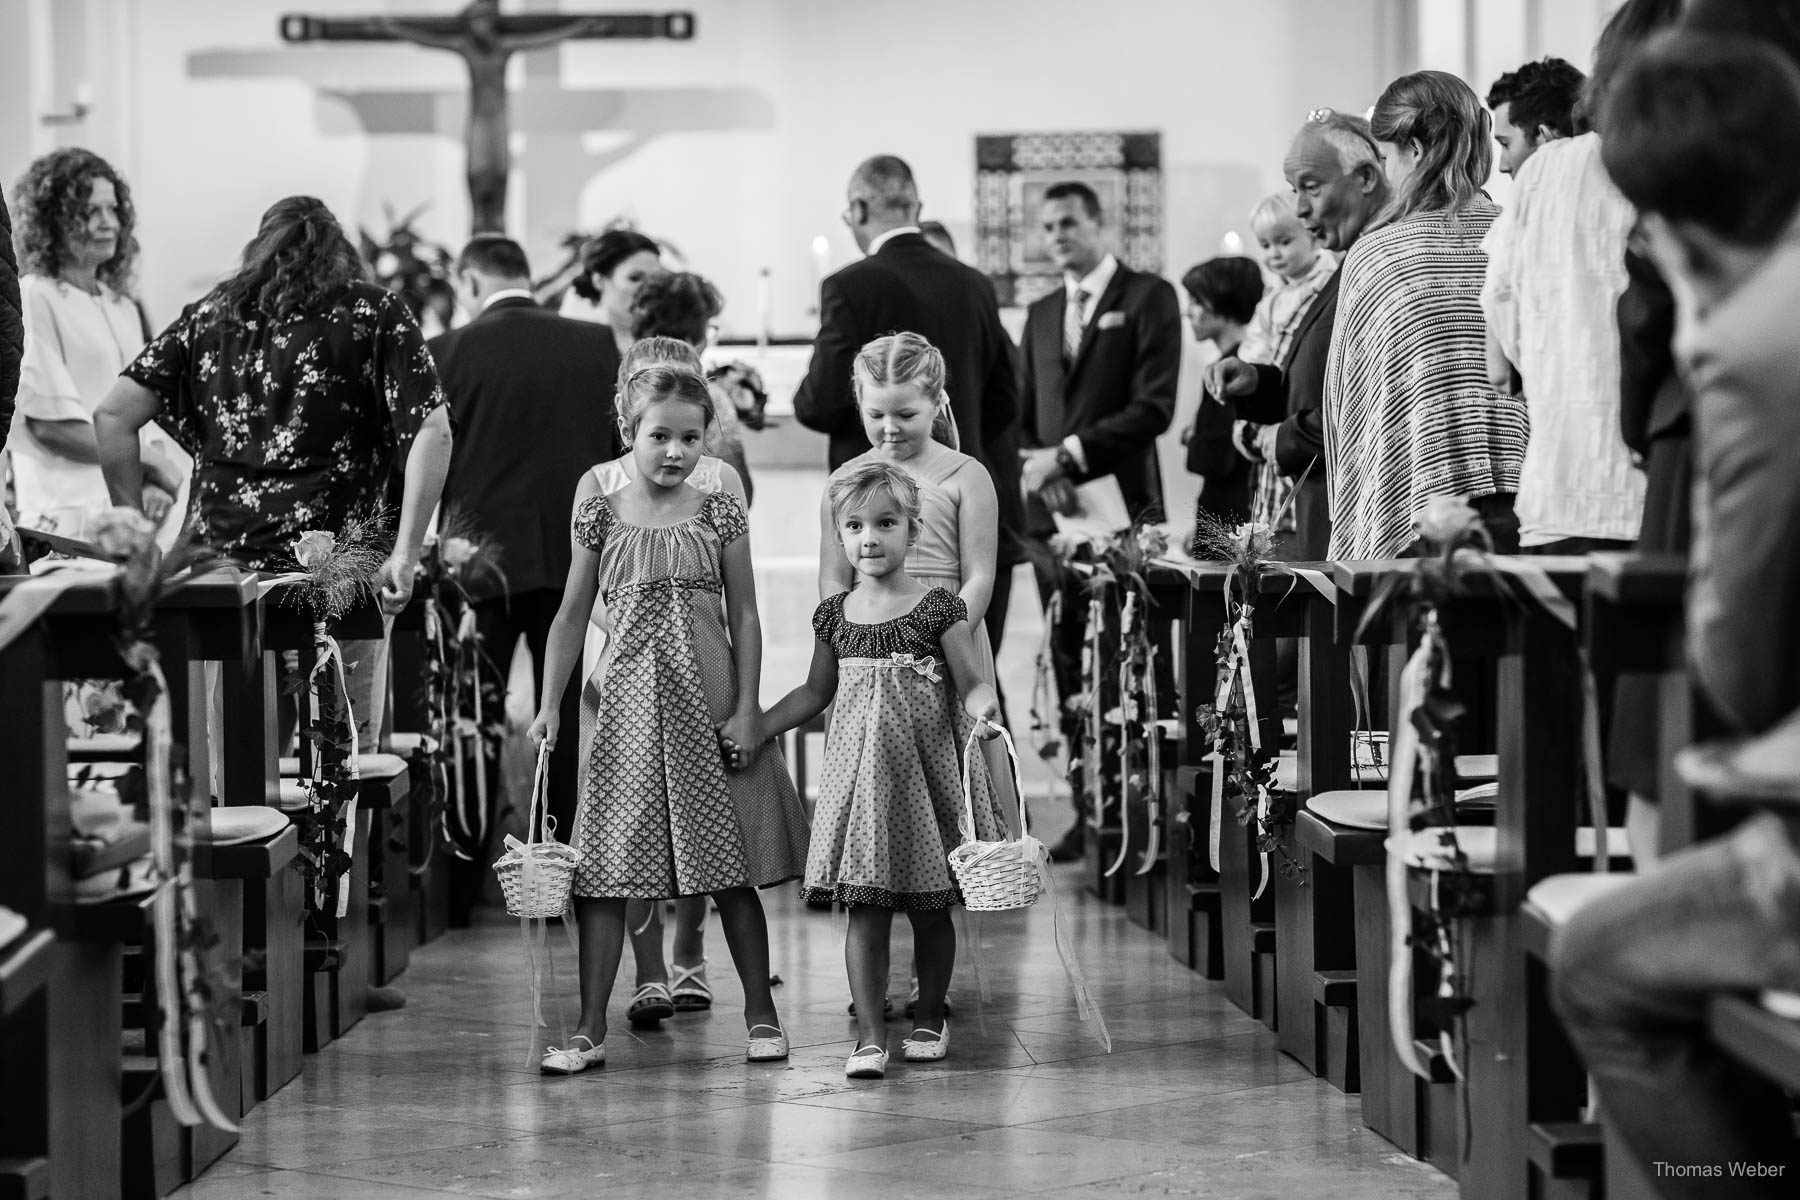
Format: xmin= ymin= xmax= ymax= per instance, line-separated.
xmin=9 ymin=0 xmax=1412 ymax=332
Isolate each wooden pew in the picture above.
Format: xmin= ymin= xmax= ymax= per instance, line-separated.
xmin=0 ymin=574 xmax=133 ymax=1200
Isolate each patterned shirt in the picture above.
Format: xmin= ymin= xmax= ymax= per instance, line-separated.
xmin=124 ymin=282 xmax=445 ymax=571
xmin=1323 ymin=199 xmax=1528 ymax=559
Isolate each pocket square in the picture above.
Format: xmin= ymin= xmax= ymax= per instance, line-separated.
xmin=1097 ymin=311 xmax=1126 ymax=330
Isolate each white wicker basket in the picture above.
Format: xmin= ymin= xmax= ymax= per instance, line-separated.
xmin=494 ymin=743 xmax=579 ymax=919
xmin=947 ymin=725 xmax=1043 ymax=912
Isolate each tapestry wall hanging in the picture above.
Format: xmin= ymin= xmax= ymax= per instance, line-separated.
xmin=976 ymin=131 xmax=1164 ymax=307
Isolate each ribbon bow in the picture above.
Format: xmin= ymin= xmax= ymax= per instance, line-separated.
xmin=892 ymin=652 xmax=942 ymax=682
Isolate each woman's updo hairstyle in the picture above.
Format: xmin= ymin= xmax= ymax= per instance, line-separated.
xmin=616 ymin=363 xmax=714 ymax=440
xmin=851 ymin=331 xmax=959 ymax=450
xmin=1369 ymin=69 xmax=1493 ymax=224
xmin=629 ymin=270 xmax=723 ymax=346
xmin=616 ymin=335 xmax=703 ymax=396
xmin=572 ymin=228 xmax=660 ymax=302
xmin=827 ymin=459 xmax=923 ymax=536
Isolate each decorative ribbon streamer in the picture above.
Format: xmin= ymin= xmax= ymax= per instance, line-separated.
xmin=1208 ymin=749 xmax=1225 ymax=873
xmin=145 ymin=657 xmax=237 ymax=1133
xmin=307 ymin=621 xmax=362 ymax=919
xmin=891 ymin=652 xmax=943 ymax=682
xmin=1105 ymin=594 xmax=1139 ymax=878
xmin=1083 ymin=593 xmax=1105 ymax=833
xmin=1386 ymin=622 xmax=1448 ymax=1082
xmin=458 ymin=604 xmax=489 ymax=854
xmin=1136 ymin=645 xmax=1162 ymax=876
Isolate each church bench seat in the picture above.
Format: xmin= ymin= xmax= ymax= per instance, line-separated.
xmin=1708 ymin=996 xmax=1800 ymax=1095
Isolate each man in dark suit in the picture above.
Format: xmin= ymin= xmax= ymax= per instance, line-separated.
xmin=794 ymin=154 xmax=1023 ymax=651
xmin=429 ymin=235 xmax=622 ymax=914
xmin=1203 ymin=111 xmax=1392 ymax=561
xmin=1018 ymin=181 xmax=1181 ymax=860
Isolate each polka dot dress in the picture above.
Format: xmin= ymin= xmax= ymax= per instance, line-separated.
xmin=570 ymin=490 xmax=809 ymax=899
xmin=801 ymin=588 xmax=1009 ymax=910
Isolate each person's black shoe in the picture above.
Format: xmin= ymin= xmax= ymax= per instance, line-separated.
xmin=1046 ymin=828 xmax=1086 ymax=863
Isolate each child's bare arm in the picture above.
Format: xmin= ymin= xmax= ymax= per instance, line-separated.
xmin=760 ymin=637 xmax=839 ymax=742
xmin=941 ymin=619 xmax=1000 ymax=734
xmin=529 ymin=481 xmax=604 ymax=750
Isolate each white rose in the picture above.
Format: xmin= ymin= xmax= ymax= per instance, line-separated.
xmin=440 ymin=537 xmax=477 ymax=568
xmin=1413 ymin=495 xmax=1481 ymax=547
xmin=90 ymin=507 xmax=157 ymax=561
xmin=294 ymin=530 xmax=337 ymax=570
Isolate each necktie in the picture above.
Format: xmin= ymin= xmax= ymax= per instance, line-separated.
xmin=1063 ymin=286 xmax=1088 ymax=365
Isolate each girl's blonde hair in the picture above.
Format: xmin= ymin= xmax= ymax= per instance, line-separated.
xmin=851 ymin=331 xmax=960 ymax=451
xmin=827 ymin=459 xmax=922 ymax=534
xmin=616 ymin=363 xmax=714 ymax=439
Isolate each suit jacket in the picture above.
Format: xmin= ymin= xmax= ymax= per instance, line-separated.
xmin=793 ymin=232 xmax=1023 ymax=552
xmin=1018 ymin=262 xmax=1181 ymax=530
xmin=1236 ymin=266 xmax=1341 ymax=561
xmin=428 ymin=297 xmax=622 ymax=599
xmin=0 ymin=188 xmax=20 ymax=454
xmin=1681 ymin=237 xmax=1800 ymax=736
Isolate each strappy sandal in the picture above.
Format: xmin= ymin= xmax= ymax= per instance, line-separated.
xmin=540 ymin=1036 xmax=605 ymax=1074
xmin=746 ymin=1023 xmax=789 ymax=1062
xmin=901 ymin=1021 xmax=950 ymax=1062
xmin=627 ymin=981 xmax=675 ymax=1027
xmin=845 ymin=1043 xmax=888 ymax=1079
xmin=670 ymin=961 xmax=713 ymax=1011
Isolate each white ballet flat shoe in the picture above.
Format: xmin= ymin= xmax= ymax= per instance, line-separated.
xmin=746 ymin=1023 xmax=789 ymax=1062
xmin=845 ymin=1043 xmax=888 ymax=1078
xmin=901 ymin=1021 xmax=950 ymax=1062
xmin=540 ymin=1035 xmax=605 ymax=1075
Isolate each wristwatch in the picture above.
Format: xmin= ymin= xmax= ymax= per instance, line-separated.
xmin=1053 ymin=446 xmax=1078 ymax=476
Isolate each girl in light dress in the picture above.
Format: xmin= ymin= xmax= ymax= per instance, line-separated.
xmin=580 ymin=337 xmax=745 ymax=1029
xmin=761 ymin=460 xmax=1007 ymax=1079
xmin=529 ymin=364 xmax=807 ymax=1074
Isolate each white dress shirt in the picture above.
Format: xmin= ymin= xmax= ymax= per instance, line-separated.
xmin=867 ymin=226 xmax=922 ymax=256
xmin=482 ymin=287 xmax=536 ymax=309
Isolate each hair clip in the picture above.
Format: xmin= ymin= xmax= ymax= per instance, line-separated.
xmin=1308 ymin=107 xmax=1335 ymax=122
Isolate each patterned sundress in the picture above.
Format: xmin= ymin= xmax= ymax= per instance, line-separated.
xmin=570 ymin=490 xmax=809 ymax=898
xmin=801 ymin=588 xmax=1009 ymax=910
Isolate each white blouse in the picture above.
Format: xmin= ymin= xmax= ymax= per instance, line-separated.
xmin=1481 ymin=134 xmax=1645 ymax=545
xmin=10 ymin=275 xmax=188 ymax=540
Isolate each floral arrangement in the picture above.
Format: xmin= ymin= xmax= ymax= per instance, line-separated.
xmin=414 ymin=509 xmax=508 ymax=864
xmin=1188 ymin=513 xmax=1302 ymax=891
xmin=89 ymin=508 xmax=237 ymax=1133
xmin=359 ymin=202 xmax=458 ymax=334
xmin=276 ymin=512 xmax=388 ymax=918
xmin=706 ymin=361 xmax=770 ymax=431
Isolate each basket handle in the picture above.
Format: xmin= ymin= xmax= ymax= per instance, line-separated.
xmin=526 ymin=740 xmax=553 ymax=845
xmin=959 ymin=722 xmax=1027 ymax=846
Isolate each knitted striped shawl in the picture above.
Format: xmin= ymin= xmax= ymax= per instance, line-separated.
xmin=1323 ymin=198 xmax=1528 ymax=559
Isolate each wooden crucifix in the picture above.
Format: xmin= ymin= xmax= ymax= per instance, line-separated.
xmin=280 ymin=1 xmax=694 ymax=232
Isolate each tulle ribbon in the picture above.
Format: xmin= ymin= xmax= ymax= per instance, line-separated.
xmin=498 ymin=742 xmax=580 ymax=1065
xmin=1386 ymin=617 xmax=1449 ymax=1082
xmin=307 ymin=621 xmax=361 ymax=918
xmin=1105 ymin=593 xmax=1139 ymax=878
xmin=956 ymin=727 xmax=1111 ymax=1052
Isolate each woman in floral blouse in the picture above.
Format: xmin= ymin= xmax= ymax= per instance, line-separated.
xmin=95 ymin=195 xmax=454 ymax=739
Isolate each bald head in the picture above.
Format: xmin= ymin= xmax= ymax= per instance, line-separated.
xmin=845 ymin=154 xmax=921 ymax=252
xmin=1283 ymin=114 xmax=1389 ymax=253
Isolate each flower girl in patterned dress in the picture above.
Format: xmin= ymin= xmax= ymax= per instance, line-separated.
xmin=528 ymin=364 xmax=808 ymax=1074
xmin=760 ymin=461 xmax=1008 ymax=1079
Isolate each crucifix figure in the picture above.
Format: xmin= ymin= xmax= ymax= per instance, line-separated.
xmin=281 ymin=1 xmax=694 ymax=232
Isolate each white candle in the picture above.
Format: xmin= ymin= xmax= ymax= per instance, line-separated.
xmin=810 ymin=235 xmax=830 ymax=315
xmin=756 ymin=268 xmax=771 ymax=350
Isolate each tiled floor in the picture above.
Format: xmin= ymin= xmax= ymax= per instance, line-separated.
xmin=175 ymin=882 xmax=1455 ymax=1199
xmin=171 ymin=468 xmax=1455 ymax=1198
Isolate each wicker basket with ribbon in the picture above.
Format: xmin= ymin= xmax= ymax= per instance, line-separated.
xmin=494 ymin=742 xmax=579 ymax=919
xmin=947 ymin=725 xmax=1041 ymax=912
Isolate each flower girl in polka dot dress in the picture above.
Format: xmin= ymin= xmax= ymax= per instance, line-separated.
xmin=528 ymin=364 xmax=808 ymax=1075
xmin=760 ymin=461 xmax=1009 ymax=1079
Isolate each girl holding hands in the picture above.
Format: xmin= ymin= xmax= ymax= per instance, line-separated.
xmin=528 ymin=364 xmax=807 ymax=1074
xmin=761 ymin=461 xmax=1010 ymax=1079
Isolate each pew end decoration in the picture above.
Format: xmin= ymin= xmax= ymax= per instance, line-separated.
xmin=1189 ymin=513 xmax=1303 ymax=895
xmin=415 ymin=509 xmax=508 ymax=868
xmin=91 ymin=509 xmax=239 ymax=1133
xmin=276 ymin=512 xmax=386 ymax=919
xmin=1043 ymin=523 xmax=1170 ymax=879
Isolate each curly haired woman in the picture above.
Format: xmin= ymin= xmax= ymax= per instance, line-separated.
xmin=9 ymin=148 xmax=188 ymax=546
